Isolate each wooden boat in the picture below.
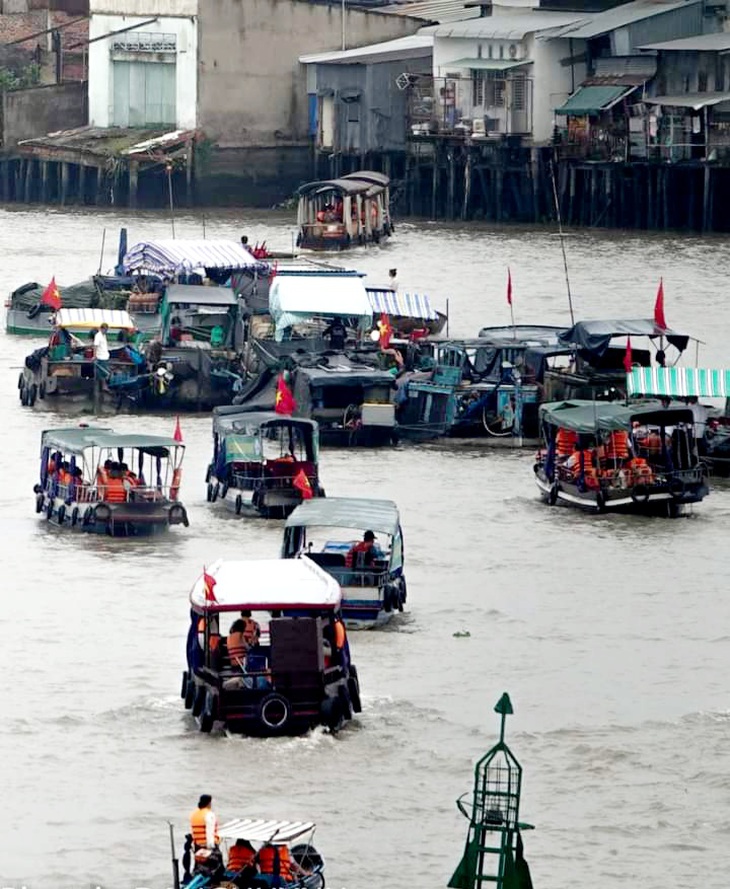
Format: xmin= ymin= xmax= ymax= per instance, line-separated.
xmin=533 ymin=399 xmax=709 ymax=516
xmin=366 ymin=286 xmax=447 ymax=337
xmin=282 ymin=497 xmax=406 ymax=629
xmin=296 ymin=171 xmax=392 ymax=251
xmin=178 ymin=817 xmax=325 ymax=889
xmin=206 ymin=407 xmax=323 ymax=518
xmin=34 ymin=426 xmax=188 ymax=535
xmin=181 ymin=558 xmax=361 ymax=735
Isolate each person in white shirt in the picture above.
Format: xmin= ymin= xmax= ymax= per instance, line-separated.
xmin=190 ymin=793 xmax=219 ymax=850
xmin=388 ymin=268 xmax=399 ymax=293
xmin=93 ymin=322 xmax=110 ymax=363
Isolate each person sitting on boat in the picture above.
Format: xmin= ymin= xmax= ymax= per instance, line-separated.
xmin=240 ymin=610 xmax=261 ymax=648
xmin=322 ymin=318 xmax=347 ymax=351
xmin=257 ymin=842 xmax=309 ymax=885
xmin=226 ymin=618 xmax=250 ymax=667
xmin=169 ymin=316 xmax=184 ymax=344
xmin=190 ymin=794 xmax=220 ymax=851
xmin=345 ymin=530 xmax=384 ymax=571
xmin=227 ymin=839 xmax=258 ymax=885
xmin=57 ymin=461 xmax=72 ymax=487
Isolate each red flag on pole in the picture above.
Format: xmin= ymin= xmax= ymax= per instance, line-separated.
xmin=293 ymin=468 xmax=314 ymax=500
xmin=202 ymin=567 xmax=218 ymax=604
xmin=623 ymin=336 xmax=633 ymax=373
xmin=377 ymin=312 xmax=393 ymax=350
xmin=41 ymin=277 xmax=62 ymax=310
xmin=507 ymin=268 xmax=513 ymax=306
xmin=654 ymin=278 xmax=667 ymax=329
xmin=173 ymin=416 xmax=183 ymax=442
xmin=275 ymin=373 xmax=297 ymax=415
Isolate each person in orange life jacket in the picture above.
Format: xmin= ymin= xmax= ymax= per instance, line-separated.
xmin=226 ymin=619 xmax=249 ymax=666
xmin=239 ymin=610 xmax=261 ymax=647
xmin=198 ymin=615 xmax=221 ymax=653
xmin=227 ymin=838 xmax=257 ymax=879
xmin=257 ymin=842 xmax=309 ymax=884
xmin=190 ymin=794 xmax=220 ymax=850
xmin=345 ymin=530 xmax=384 ymax=569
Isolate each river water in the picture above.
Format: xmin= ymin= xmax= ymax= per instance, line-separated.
xmin=2 ymin=206 xmax=730 ymax=889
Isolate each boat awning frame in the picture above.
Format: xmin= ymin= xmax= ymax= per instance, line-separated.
xmin=444 ymin=58 xmax=533 ymax=71
xmin=643 ymin=92 xmax=730 ymax=110
xmin=285 ymin=497 xmax=400 ymax=536
xmin=218 ymin=819 xmax=316 ymax=844
xmin=55 ymin=307 xmax=136 ymax=330
xmin=555 ymin=84 xmax=637 ymax=115
xmin=628 ymin=367 xmax=730 ymax=398
xmin=366 ymin=289 xmax=439 ymax=320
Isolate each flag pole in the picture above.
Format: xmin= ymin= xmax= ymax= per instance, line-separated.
xmin=549 ymin=158 xmax=575 ymax=325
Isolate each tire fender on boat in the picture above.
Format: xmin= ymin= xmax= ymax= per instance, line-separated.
xmin=169 ymin=504 xmax=189 ymax=527
xmin=204 ymin=464 xmax=212 ymax=484
xmin=235 ymin=494 xmax=243 ymax=515
xmin=337 ymin=683 xmax=353 ymax=720
xmin=192 ymin=684 xmax=206 ymax=717
xmin=35 ymin=492 xmax=44 ymax=513
xmin=669 ymin=478 xmax=686 ymax=500
xmin=320 ymin=695 xmax=342 ymax=732
xmin=595 ymin=490 xmax=607 ymax=513
xmin=82 ymin=506 xmax=93 ymax=527
xmin=631 ymin=485 xmax=650 ymax=504
xmin=199 ymin=690 xmax=217 ymax=733
xmin=347 ymin=666 xmax=362 ymax=714
xmin=71 ymin=506 xmax=79 ymax=526
xmin=548 ymin=483 xmax=559 ymax=506
xmin=257 ymin=693 xmax=291 ymax=733
xmin=46 ymin=500 xmax=54 ymax=521
xmin=56 ymin=505 xmax=66 ymax=525
xmin=180 ymin=671 xmax=189 ymax=699
xmin=220 ymin=482 xmax=229 ymax=500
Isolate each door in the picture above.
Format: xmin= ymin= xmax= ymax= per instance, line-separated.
xmin=319 ymin=95 xmax=334 ymax=149
xmin=112 ymin=60 xmax=176 ymax=127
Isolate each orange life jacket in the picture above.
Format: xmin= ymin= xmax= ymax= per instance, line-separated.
xmin=556 ymin=428 xmax=579 ymax=456
xmin=334 ymin=619 xmax=346 ymax=650
xmin=104 ymin=476 xmax=127 ymax=503
xmin=189 ymin=807 xmax=219 ymax=848
xmin=258 ymin=845 xmax=293 ymax=881
xmin=242 ymin=617 xmax=260 ymax=647
xmin=605 ymin=430 xmax=629 ymax=460
xmin=198 ymin=618 xmax=220 ymax=651
xmin=227 ymin=845 xmax=256 ymax=871
xmin=345 ymin=541 xmax=371 ymax=569
xmin=227 ymin=631 xmax=248 ymax=664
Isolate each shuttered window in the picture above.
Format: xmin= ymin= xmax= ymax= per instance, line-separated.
xmin=112 ymin=61 xmax=176 ymax=127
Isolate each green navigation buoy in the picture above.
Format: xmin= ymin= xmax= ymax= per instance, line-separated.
xmin=448 ymin=693 xmax=535 ymax=889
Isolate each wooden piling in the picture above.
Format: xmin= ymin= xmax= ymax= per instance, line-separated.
xmin=702 ymin=164 xmax=711 ymax=232
xmin=461 ymin=150 xmax=472 ymax=220
xmin=430 ymin=147 xmax=438 ymax=220
xmin=23 ymin=158 xmax=32 ymax=203
xmin=60 ymin=162 xmax=69 ymax=206
xmin=446 ymin=150 xmax=455 ymax=220
xmin=128 ymin=161 xmax=139 ymax=209
xmin=40 ymin=161 xmax=49 ymax=203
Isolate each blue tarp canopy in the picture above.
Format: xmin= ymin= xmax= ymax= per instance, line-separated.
xmin=122 ymin=240 xmax=269 ymax=276
xmin=628 ymin=367 xmax=730 ymax=397
xmin=366 ymin=288 xmax=439 ymax=320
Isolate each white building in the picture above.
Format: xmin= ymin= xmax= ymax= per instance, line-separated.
xmin=430 ymin=11 xmax=589 ymax=142
xmin=88 ymin=0 xmax=198 ymax=130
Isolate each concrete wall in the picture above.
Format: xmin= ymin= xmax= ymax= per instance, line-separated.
xmin=88 ymin=10 xmax=197 ymax=129
xmin=532 ymin=35 xmax=585 ymax=142
xmin=1 ymin=80 xmax=87 ymax=148
xmin=197 ymin=0 xmax=420 ymax=148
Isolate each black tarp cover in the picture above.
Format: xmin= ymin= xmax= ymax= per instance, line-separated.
xmin=558 ymin=319 xmax=689 ymax=357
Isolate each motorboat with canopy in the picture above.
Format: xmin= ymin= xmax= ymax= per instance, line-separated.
xmin=543 ymin=318 xmax=693 ymax=403
xmin=206 ymin=407 xmax=323 ymax=518
xmin=181 ymin=558 xmax=361 ymax=735
xmin=282 ymin=497 xmax=406 ymax=628
xmin=296 ymin=170 xmax=392 ymax=250
xmin=366 ymin=287 xmax=446 ymax=337
xmin=34 ymin=426 xmax=188 ymax=534
xmin=178 ymin=817 xmax=325 ymax=889
xmin=533 ymin=399 xmax=708 ymax=515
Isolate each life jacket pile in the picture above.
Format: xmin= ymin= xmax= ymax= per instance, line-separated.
xmin=604 ymin=430 xmax=629 ymax=460
xmin=556 ymin=428 xmax=579 ymax=456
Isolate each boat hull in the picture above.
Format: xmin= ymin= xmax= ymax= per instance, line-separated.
xmin=207 ymin=478 xmax=319 ymax=520
xmin=35 ymin=493 xmax=189 ymax=535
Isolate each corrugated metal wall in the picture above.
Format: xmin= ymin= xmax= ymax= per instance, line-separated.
xmin=626 ymin=3 xmax=706 ymax=51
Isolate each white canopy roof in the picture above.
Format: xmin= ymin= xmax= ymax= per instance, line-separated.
xmin=219 ymin=818 xmax=316 ymax=844
xmin=189 ymin=557 xmax=341 ymax=611
xmin=122 ymin=239 xmax=266 ymax=276
xmin=269 ymin=274 xmax=373 ymax=341
xmin=55 ymin=308 xmax=135 ymax=330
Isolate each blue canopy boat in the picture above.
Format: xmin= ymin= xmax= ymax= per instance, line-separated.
xmin=34 ymin=426 xmax=188 ymax=535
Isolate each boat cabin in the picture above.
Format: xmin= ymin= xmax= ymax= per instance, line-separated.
xmin=35 ymin=426 xmax=187 ymax=534
xmin=296 ymin=171 xmax=392 ymax=251
xmin=282 ymin=497 xmax=406 ymax=628
xmin=206 ymin=407 xmax=322 ymax=518
xmin=534 ymin=399 xmax=708 ymax=515
xmin=183 ymin=817 xmax=324 ymax=889
xmin=181 ymin=558 xmax=361 ymax=735
xmin=160 ymin=284 xmax=242 ymax=351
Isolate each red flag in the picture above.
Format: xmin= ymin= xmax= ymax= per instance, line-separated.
xmin=173 ymin=416 xmax=183 ymax=442
xmin=654 ymin=278 xmax=667 ymax=329
xmin=41 ymin=277 xmax=62 ymax=310
xmin=623 ymin=336 xmax=633 ymax=373
xmin=270 ymin=260 xmax=278 ymax=280
xmin=275 ymin=373 xmax=296 ymax=415
xmin=507 ymin=268 xmax=512 ymax=306
xmin=293 ymin=468 xmax=314 ymax=500
xmin=377 ymin=312 xmax=392 ymax=350
xmin=202 ymin=567 xmax=218 ymax=604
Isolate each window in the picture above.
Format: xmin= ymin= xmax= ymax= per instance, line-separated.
xmin=473 ymin=70 xmax=485 ymax=106
xmin=511 ymin=75 xmax=526 ymax=112
xmin=346 ymin=99 xmax=360 ymax=123
xmin=485 ymin=72 xmax=505 ymax=108
xmin=698 ymin=71 xmax=708 ymax=93
xmin=112 ymin=60 xmax=176 ymax=126
xmin=715 ymin=56 xmax=725 ymax=92
xmin=488 ymin=44 xmax=493 ymax=59
xmin=499 ymin=44 xmax=504 ymax=60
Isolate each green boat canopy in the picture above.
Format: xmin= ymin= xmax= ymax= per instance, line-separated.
xmin=41 ymin=427 xmax=184 ymax=454
xmin=285 ymin=497 xmax=400 ymax=536
xmin=539 ymin=399 xmax=695 ymax=434
xmin=628 ymin=367 xmax=730 ymax=398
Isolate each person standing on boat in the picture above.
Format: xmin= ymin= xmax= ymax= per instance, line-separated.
xmin=190 ymin=794 xmax=220 ymax=850
xmin=93 ymin=322 xmax=110 ymax=374
xmin=388 ymin=268 xmax=399 ymax=293
xmin=323 ymin=317 xmax=347 ymax=351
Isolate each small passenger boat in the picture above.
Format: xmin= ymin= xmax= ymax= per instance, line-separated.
xmin=282 ymin=497 xmax=406 ymax=628
xmin=179 ymin=817 xmax=324 ymax=889
xmin=206 ymin=407 xmax=323 ymax=518
xmin=533 ymin=399 xmax=709 ymax=516
xmin=181 ymin=558 xmax=361 ymax=735
xmin=296 ymin=171 xmax=392 ymax=251
xmin=34 ymin=426 xmax=188 ymax=534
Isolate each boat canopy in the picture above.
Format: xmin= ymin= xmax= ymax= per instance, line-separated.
xmin=628 ymin=367 xmax=730 ymax=398
xmin=269 ymin=274 xmax=373 ymax=341
xmin=122 ymin=239 xmax=268 ymax=276
xmin=218 ymin=818 xmax=315 ymax=845
xmin=298 ymin=363 xmax=395 ymax=388
xmin=341 ymin=170 xmax=389 ymax=188
xmin=558 ymin=319 xmax=690 ymax=357
xmin=297 ymin=175 xmax=386 ymax=198
xmin=213 ymin=406 xmax=318 ymax=437
xmin=539 ymin=399 xmax=695 ymax=434
xmin=478 ymin=324 xmax=566 ymax=345
xmin=55 ymin=308 xmax=135 ymax=330
xmin=285 ymin=497 xmax=400 ymax=536
xmin=189 ymin=557 xmax=341 ymax=612
xmin=164 ymin=284 xmax=238 ymax=307
xmin=41 ymin=427 xmax=183 ymax=454
xmin=366 ymin=288 xmax=439 ymax=320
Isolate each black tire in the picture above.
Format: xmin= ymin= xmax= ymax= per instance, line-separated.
xmin=82 ymin=506 xmax=93 ymax=527
xmin=180 ymin=671 xmax=189 ymax=699
xmin=338 ymin=684 xmax=353 ymax=721
xmin=400 ymin=578 xmax=407 ymax=605
xmin=71 ymin=507 xmax=79 ymax=527
xmin=210 ymin=482 xmax=219 ymax=503
xmin=17 ymin=372 xmax=24 ymax=390
xmin=383 ymin=585 xmax=393 ymax=613
xmin=320 ymin=695 xmax=342 ymax=732
xmin=669 ymin=478 xmax=686 ymax=500
xmin=38 ymin=381 xmax=45 ymax=400
xmin=192 ymin=684 xmax=206 ymax=717
xmin=235 ymin=494 xmax=243 ymax=515
xmin=631 ymin=485 xmax=650 ymax=504
xmin=28 ymin=383 xmax=37 ymax=406
xmin=206 ymin=481 xmax=214 ymax=502
xmin=596 ymin=490 xmax=606 ymax=513
xmin=347 ymin=671 xmax=362 ymax=714
xmin=199 ymin=690 xmax=217 ymax=733
xmin=184 ymin=677 xmax=195 ymax=710
xmin=35 ymin=493 xmax=44 ymax=513
xmin=46 ymin=500 xmax=53 ymax=521
xmin=205 ymin=464 xmax=212 ymax=484
xmin=548 ymin=483 xmax=559 ymax=506
xmin=220 ymin=482 xmax=229 ymax=499
xmin=20 ymin=385 xmax=28 ymax=406
xmin=257 ymin=693 xmax=291 ymax=733
xmin=57 ymin=504 xmax=66 ymax=525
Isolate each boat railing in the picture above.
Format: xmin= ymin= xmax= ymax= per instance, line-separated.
xmin=328 ymin=566 xmax=388 ymax=589
xmin=230 ymin=466 xmax=316 ymax=491
xmin=48 ymin=481 xmax=173 ymax=503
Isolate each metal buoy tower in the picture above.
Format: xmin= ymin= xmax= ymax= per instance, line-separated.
xmin=449 ymin=693 xmax=534 ymax=889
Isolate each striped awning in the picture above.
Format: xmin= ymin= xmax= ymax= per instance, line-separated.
xmin=366 ymin=289 xmax=439 ymax=320
xmin=122 ymin=240 xmax=269 ymax=276
xmin=627 ymin=367 xmax=730 ymax=397
xmin=55 ymin=307 xmax=135 ymax=330
xmin=218 ymin=818 xmax=315 ymax=844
